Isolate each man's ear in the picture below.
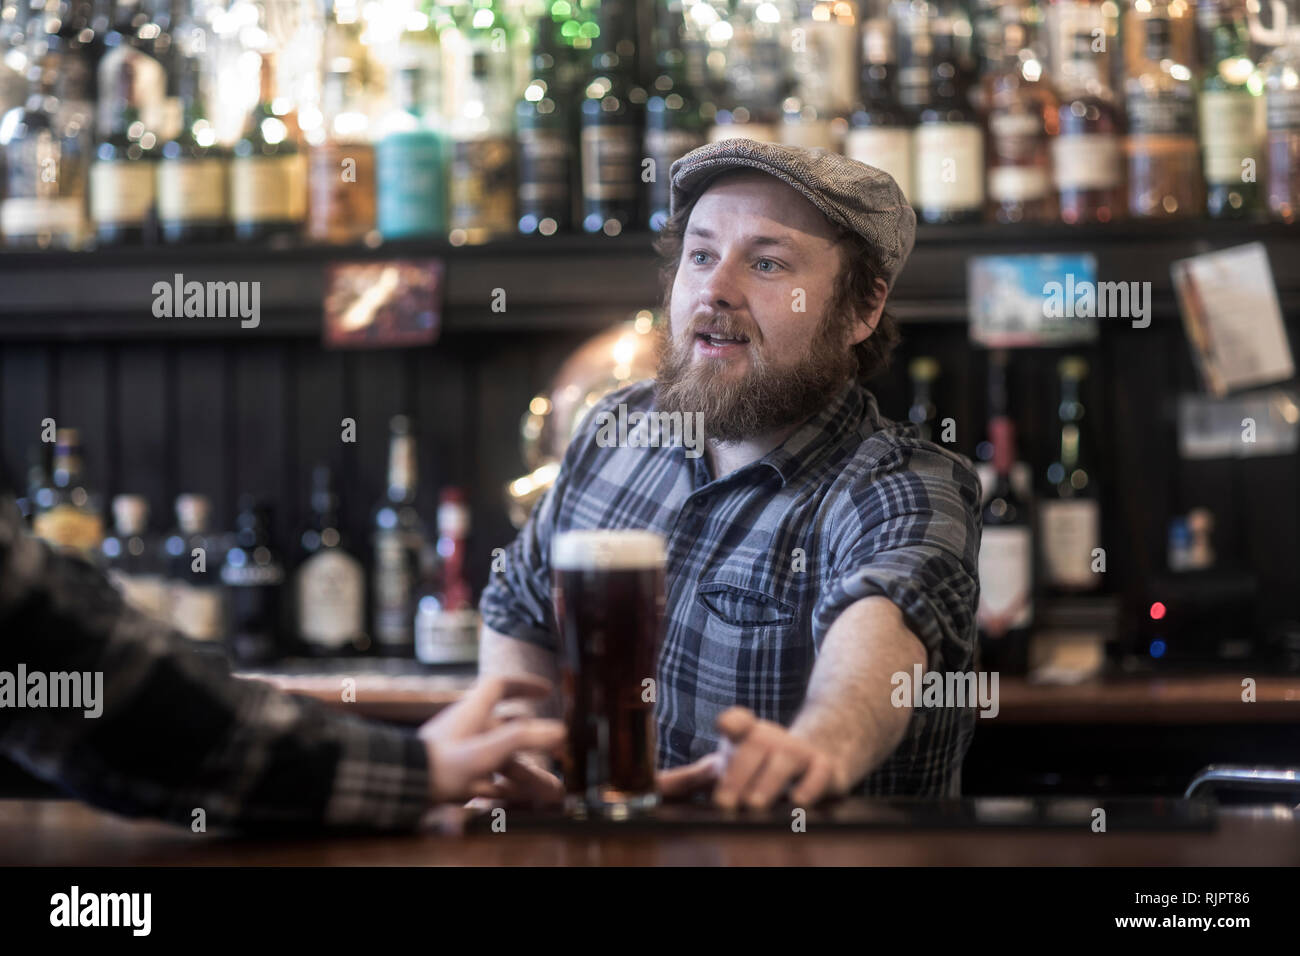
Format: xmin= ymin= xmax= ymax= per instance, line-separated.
xmin=846 ymin=278 xmax=889 ymax=348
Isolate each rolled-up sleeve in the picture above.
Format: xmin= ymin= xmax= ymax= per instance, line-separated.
xmin=812 ymin=438 xmax=982 ymax=674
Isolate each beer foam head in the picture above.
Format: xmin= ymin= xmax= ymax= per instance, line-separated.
xmin=552 ymin=530 xmax=667 ymax=571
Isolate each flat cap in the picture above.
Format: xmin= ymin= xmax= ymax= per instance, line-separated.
xmin=669 ymin=140 xmax=917 ymax=291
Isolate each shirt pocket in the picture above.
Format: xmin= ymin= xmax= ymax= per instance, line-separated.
xmin=695 ymin=580 xmax=797 ymax=631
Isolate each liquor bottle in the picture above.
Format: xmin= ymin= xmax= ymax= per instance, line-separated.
xmin=1262 ymin=18 xmax=1300 ymax=221
xmin=446 ymin=0 xmax=517 ymax=244
xmin=372 ymin=415 xmax=430 ymax=655
xmin=308 ymin=0 xmax=376 ymax=244
xmin=643 ymin=6 xmax=705 ymax=231
xmin=220 ymin=495 xmax=285 ymax=664
xmin=984 ymin=0 xmax=1059 ymax=223
xmin=102 ymin=493 xmax=169 ymax=620
xmin=90 ymin=54 xmax=157 ymax=243
xmin=846 ymin=14 xmax=914 ymax=204
xmin=94 ymin=0 xmax=163 ymax=139
xmin=1123 ymin=0 xmax=1203 ymax=218
xmin=1045 ymin=0 xmax=1125 ymax=223
xmin=578 ymin=0 xmax=641 ymax=236
xmin=414 ymin=488 xmax=480 ymax=665
xmin=230 ymin=51 xmax=305 ymax=241
xmin=164 ymin=492 xmax=224 ymax=643
xmin=719 ymin=0 xmax=792 ymax=138
xmin=140 ymin=0 xmax=178 ymax=140
xmin=0 ymin=5 xmax=92 ymax=248
xmin=1195 ymin=0 xmax=1264 ymax=218
xmin=977 ymin=351 xmax=1032 ymax=675
xmin=0 ymin=0 xmax=28 ymax=118
xmin=156 ymin=0 xmax=227 ymax=242
xmin=1039 ymin=356 xmax=1101 ymax=593
xmin=907 ymin=355 xmax=939 ymax=441
xmin=32 ymin=427 xmax=104 ymax=558
xmin=376 ymin=13 xmax=445 ymax=240
xmin=914 ymin=4 xmax=984 ymax=223
xmin=17 ymin=443 xmax=52 ymax=523
xmin=891 ymin=0 xmax=935 ymax=120
xmin=295 ymin=465 xmax=367 ymax=655
xmin=782 ymin=0 xmax=856 ymax=150
xmin=516 ymin=11 xmax=575 ymax=235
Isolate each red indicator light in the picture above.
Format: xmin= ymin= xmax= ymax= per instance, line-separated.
xmin=1149 ymin=602 xmax=1167 ymax=621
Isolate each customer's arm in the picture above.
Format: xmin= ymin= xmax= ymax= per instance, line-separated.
xmin=0 ymin=499 xmax=560 ymax=830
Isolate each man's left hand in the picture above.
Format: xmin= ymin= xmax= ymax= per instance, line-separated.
xmin=657 ymin=706 xmax=851 ymax=809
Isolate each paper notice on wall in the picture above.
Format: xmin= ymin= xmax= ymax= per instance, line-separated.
xmin=1170 ymin=242 xmax=1295 ymax=397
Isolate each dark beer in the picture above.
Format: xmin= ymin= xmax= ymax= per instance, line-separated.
xmin=552 ymin=530 xmax=666 ymax=814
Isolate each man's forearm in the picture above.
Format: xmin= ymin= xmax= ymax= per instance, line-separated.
xmin=789 ymin=595 xmax=927 ymax=790
xmin=478 ymin=625 xmax=561 ymax=719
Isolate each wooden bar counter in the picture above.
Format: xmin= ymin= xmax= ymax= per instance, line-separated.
xmin=2 ymin=798 xmax=1297 ymax=866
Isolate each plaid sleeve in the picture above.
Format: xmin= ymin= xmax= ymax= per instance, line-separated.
xmin=478 ymin=471 xmax=563 ymax=651
xmin=812 ymin=437 xmax=982 ymax=675
xmin=0 ymin=498 xmax=430 ymax=831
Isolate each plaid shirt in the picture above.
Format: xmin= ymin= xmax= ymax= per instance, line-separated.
xmin=0 ymin=498 xmax=430 ymax=830
xmin=482 ymin=379 xmax=982 ymax=797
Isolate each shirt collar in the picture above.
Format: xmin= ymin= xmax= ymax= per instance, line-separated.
xmin=756 ymin=378 xmax=870 ymax=486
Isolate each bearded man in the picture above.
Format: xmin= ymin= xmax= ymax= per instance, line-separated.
xmin=480 ymin=140 xmax=983 ymax=808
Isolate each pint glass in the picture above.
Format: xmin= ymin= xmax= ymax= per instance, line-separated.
xmin=551 ymin=529 xmax=667 ymax=815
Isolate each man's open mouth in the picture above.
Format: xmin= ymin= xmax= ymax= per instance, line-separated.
xmin=696 ymin=331 xmax=750 ymax=346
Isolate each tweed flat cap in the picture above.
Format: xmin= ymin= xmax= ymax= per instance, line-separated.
xmin=669 ymin=140 xmax=917 ymax=291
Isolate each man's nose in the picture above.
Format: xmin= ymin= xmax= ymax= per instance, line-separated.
xmin=697 ymin=254 xmax=746 ymax=312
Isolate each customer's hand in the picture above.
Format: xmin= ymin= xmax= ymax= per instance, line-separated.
xmin=417 ymin=676 xmax=566 ymax=806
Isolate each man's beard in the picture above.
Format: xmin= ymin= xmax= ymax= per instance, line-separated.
xmin=654 ymin=299 xmax=859 ymax=443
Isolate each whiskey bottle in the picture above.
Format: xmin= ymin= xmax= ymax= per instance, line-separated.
xmin=1124 ymin=0 xmax=1203 ymax=218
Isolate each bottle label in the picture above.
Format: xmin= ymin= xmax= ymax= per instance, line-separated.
xmin=374 ymin=531 xmax=419 ymax=645
xmin=1199 ymin=90 xmax=1265 ymax=183
xmin=977 ymin=526 xmax=1033 ymax=635
xmin=1266 ymin=89 xmax=1300 ymax=131
xmin=845 ymin=126 xmax=914 ymax=202
xmin=645 ymin=126 xmax=706 ymax=211
xmin=1040 ymin=498 xmax=1101 ymax=590
xmin=230 ymin=154 xmax=304 ymax=224
xmin=517 ymin=127 xmax=573 ymax=203
xmin=90 ymin=160 xmax=155 ymax=226
xmin=448 ymin=136 xmax=515 ymax=233
xmin=778 ymin=117 xmax=837 ymax=151
xmin=1 ymin=198 xmax=86 ymax=239
xmin=33 ymin=506 xmax=104 ymax=557
xmin=1051 ymin=133 xmax=1123 ymax=190
xmin=416 ymin=607 xmax=480 ymax=664
xmin=989 ymin=166 xmax=1051 ymax=202
xmin=220 ymin=563 xmax=285 ymax=587
xmin=170 ymin=581 xmax=224 ymax=641
xmin=581 ymin=124 xmax=640 ymax=201
xmin=376 ymin=131 xmax=446 ymax=236
xmin=915 ymin=122 xmax=984 ymax=210
xmin=307 ymin=142 xmax=377 ymax=241
xmin=157 ymin=157 xmax=229 ymax=223
xmin=1128 ymin=91 xmax=1197 ymax=137
xmin=297 ymin=549 xmax=365 ymax=648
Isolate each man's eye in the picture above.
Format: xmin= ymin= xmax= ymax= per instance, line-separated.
xmin=756 ymin=258 xmax=781 ymax=273
xmin=690 ymin=251 xmax=710 ymax=265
